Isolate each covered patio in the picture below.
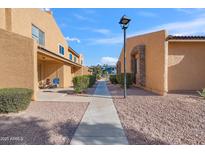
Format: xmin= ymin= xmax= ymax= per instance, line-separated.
xmin=37 ymin=47 xmax=82 ymax=90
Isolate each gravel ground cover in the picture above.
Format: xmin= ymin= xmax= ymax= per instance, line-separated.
xmin=107 ymin=82 xmax=205 ymax=145
xmin=0 ymin=101 xmax=89 ymax=145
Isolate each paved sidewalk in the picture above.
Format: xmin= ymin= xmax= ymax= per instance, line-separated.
xmin=37 ymin=88 xmax=92 ymax=103
xmin=70 ymin=80 xmax=128 ymax=145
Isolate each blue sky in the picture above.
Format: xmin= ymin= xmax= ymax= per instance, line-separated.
xmin=51 ymin=8 xmax=205 ymax=66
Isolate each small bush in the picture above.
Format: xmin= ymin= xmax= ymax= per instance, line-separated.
xmin=197 ymin=88 xmax=205 ymax=99
xmin=109 ymin=75 xmax=118 ymax=84
xmin=72 ymin=75 xmax=96 ymax=93
xmin=116 ymin=74 xmax=121 ymax=84
xmin=117 ymin=73 xmax=133 ymax=88
xmin=85 ymin=75 xmax=96 ymax=88
xmin=0 ymin=88 xmax=33 ymax=113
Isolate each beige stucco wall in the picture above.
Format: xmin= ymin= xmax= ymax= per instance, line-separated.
xmin=168 ymin=41 xmax=205 ymax=91
xmin=0 ymin=9 xmax=5 ymax=29
xmin=82 ymin=66 xmax=92 ymax=75
xmin=118 ymin=30 xmax=168 ymax=95
xmin=0 ymin=8 xmax=81 ymax=64
xmin=38 ymin=60 xmax=63 ymax=86
xmin=10 ymin=9 xmax=68 ymax=54
xmin=73 ymin=66 xmax=91 ymax=76
xmin=62 ymin=64 xmax=72 ymax=87
xmin=0 ymin=28 xmax=37 ymax=99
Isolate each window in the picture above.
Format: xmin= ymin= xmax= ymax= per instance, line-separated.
xmin=32 ymin=25 xmax=45 ymax=46
xmin=59 ymin=45 xmax=64 ymax=55
xmin=74 ymin=56 xmax=77 ymax=63
xmin=69 ymin=53 xmax=73 ymax=60
xmin=81 ymin=60 xmax=83 ymax=65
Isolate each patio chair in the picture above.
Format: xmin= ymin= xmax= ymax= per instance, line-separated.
xmin=52 ymin=78 xmax=60 ymax=88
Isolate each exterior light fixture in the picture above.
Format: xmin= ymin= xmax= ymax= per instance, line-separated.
xmin=119 ymin=15 xmax=131 ymax=98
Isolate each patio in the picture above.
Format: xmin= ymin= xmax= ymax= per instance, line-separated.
xmin=37 ymin=87 xmax=93 ymax=102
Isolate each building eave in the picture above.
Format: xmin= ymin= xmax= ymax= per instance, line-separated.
xmin=37 ymin=46 xmax=82 ymax=67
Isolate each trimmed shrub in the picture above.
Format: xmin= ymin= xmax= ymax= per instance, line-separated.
xmin=109 ymin=75 xmax=118 ymax=84
xmin=0 ymin=88 xmax=33 ymax=113
xmin=72 ymin=75 xmax=96 ymax=93
xmin=73 ymin=76 xmax=89 ymax=93
xmin=84 ymin=75 xmax=96 ymax=88
xmin=116 ymin=74 xmax=121 ymax=84
xmin=117 ymin=73 xmax=133 ymax=88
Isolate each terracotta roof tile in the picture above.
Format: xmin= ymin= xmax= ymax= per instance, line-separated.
xmin=167 ymin=35 xmax=205 ymax=40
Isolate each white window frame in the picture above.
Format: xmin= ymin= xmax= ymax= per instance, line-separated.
xmin=32 ymin=24 xmax=45 ymax=46
xmin=58 ymin=44 xmax=64 ymax=56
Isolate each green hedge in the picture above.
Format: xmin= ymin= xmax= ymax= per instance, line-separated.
xmin=116 ymin=73 xmax=133 ymax=88
xmin=109 ymin=75 xmax=118 ymax=84
xmin=0 ymin=88 xmax=33 ymax=113
xmin=72 ymin=75 xmax=96 ymax=93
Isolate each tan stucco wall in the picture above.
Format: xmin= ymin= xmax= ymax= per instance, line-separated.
xmin=0 ymin=9 xmax=5 ymax=29
xmin=82 ymin=66 xmax=92 ymax=75
xmin=38 ymin=60 xmax=63 ymax=86
xmin=73 ymin=66 xmax=91 ymax=76
xmin=118 ymin=30 xmax=168 ymax=95
xmin=0 ymin=8 xmax=81 ymax=64
xmin=168 ymin=42 xmax=205 ymax=91
xmin=0 ymin=28 xmax=37 ymax=99
xmin=10 ymin=9 xmax=67 ymax=54
xmin=62 ymin=64 xmax=72 ymax=87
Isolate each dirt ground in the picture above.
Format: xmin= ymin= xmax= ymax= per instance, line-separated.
xmin=107 ymin=83 xmax=205 ymax=145
xmin=0 ymin=101 xmax=89 ymax=145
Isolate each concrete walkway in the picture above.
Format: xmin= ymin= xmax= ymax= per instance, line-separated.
xmin=36 ymin=88 xmax=92 ymax=103
xmin=70 ymin=80 xmax=128 ymax=145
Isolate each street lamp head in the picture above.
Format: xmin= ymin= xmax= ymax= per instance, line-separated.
xmin=119 ymin=15 xmax=131 ymax=29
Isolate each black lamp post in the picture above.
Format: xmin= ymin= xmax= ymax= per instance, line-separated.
xmin=119 ymin=15 xmax=131 ymax=98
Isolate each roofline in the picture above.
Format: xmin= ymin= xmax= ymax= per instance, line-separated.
xmin=38 ymin=46 xmax=82 ymax=67
xmin=166 ymin=35 xmax=205 ymax=42
xmin=168 ymin=39 xmax=205 ymax=42
xmin=127 ymin=29 xmax=167 ymax=40
xmin=68 ymin=46 xmax=80 ymax=57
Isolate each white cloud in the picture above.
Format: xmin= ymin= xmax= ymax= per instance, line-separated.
xmin=92 ymin=28 xmax=111 ymax=35
xmin=87 ymin=36 xmax=123 ymax=45
xmin=153 ymin=17 xmax=205 ymax=35
xmin=76 ymin=27 xmax=111 ymax=35
xmin=87 ymin=12 xmax=205 ymax=45
xmin=101 ymin=57 xmax=118 ymax=65
xmin=65 ymin=37 xmax=81 ymax=43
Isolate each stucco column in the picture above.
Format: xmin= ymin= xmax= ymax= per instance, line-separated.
xmin=163 ymin=37 xmax=169 ymax=95
xmin=32 ymin=42 xmax=38 ymax=100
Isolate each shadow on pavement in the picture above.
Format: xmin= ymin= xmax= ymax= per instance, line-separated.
xmin=0 ymin=116 xmax=168 ymax=145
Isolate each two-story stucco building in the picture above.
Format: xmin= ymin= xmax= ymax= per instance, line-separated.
xmin=117 ymin=30 xmax=205 ymax=95
xmin=0 ymin=8 xmax=91 ymax=100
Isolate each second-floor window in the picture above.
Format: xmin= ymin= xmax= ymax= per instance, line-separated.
xmin=69 ymin=53 xmax=72 ymax=60
xmin=74 ymin=56 xmax=77 ymax=63
xmin=32 ymin=25 xmax=45 ymax=46
xmin=59 ymin=45 xmax=64 ymax=55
